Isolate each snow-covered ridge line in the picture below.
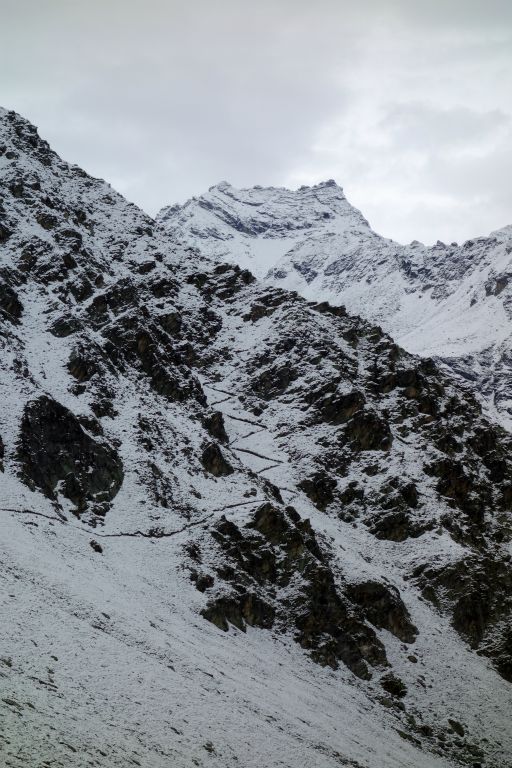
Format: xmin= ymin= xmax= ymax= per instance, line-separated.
xmin=2 ymin=106 xmax=512 ymax=768
xmin=158 ymin=181 xmax=512 ymax=429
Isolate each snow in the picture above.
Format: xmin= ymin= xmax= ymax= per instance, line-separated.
xmin=1 ymin=107 xmax=512 ymax=768
xmin=3 ymin=511 xmax=465 ymax=768
xmin=158 ymin=181 xmax=512 ymax=428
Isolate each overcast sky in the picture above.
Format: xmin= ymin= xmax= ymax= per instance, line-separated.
xmin=1 ymin=0 xmax=511 ymax=244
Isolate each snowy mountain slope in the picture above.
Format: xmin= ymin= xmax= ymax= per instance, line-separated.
xmin=158 ymin=182 xmax=512 ymax=428
xmin=1 ymin=108 xmax=512 ymax=768
xmin=157 ymin=179 xmax=368 ymax=280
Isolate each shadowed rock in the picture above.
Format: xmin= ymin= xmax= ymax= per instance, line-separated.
xmin=298 ymin=470 xmax=337 ymax=511
xmin=317 ymin=390 xmax=365 ymax=425
xmin=201 ymin=442 xmax=234 ymax=476
xmin=17 ymin=395 xmax=123 ymax=516
xmin=344 ymin=410 xmax=392 ymax=451
xmin=368 ymin=510 xmax=432 ymax=542
xmin=413 ymin=554 xmax=512 ymax=681
xmin=203 ymin=504 xmax=387 ymax=679
xmin=251 ymin=363 xmax=298 ymax=400
xmin=202 ymin=593 xmax=275 ymax=632
xmin=203 ymin=411 xmax=229 ymax=443
xmin=0 ymin=281 xmax=23 ymax=323
xmin=380 ymin=673 xmax=407 ymax=698
xmin=50 ymin=314 xmax=81 ymax=337
xmin=346 ymin=581 xmax=418 ymax=643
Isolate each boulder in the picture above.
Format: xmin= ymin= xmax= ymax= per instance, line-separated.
xmin=203 ymin=411 xmax=229 ymax=443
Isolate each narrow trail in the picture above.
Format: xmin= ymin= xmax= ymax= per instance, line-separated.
xmin=229 ymin=427 xmax=266 ymax=444
xmin=210 ymin=396 xmax=233 ymax=406
xmin=204 ymin=375 xmax=300 ymax=506
xmin=202 ymin=384 xmax=236 ymax=397
xmin=232 ymin=446 xmax=283 ymax=464
xmin=85 ymin=514 xmax=215 ymax=540
xmin=257 ymin=463 xmax=283 ymax=475
xmin=0 ymin=507 xmax=62 ymax=523
xmin=222 ymin=412 xmax=264 ymax=427
xmin=0 ymin=375 xmax=302 ymax=540
xmin=4 ymin=372 xmax=285 ymax=541
xmin=4 ymin=499 xmax=267 ymax=540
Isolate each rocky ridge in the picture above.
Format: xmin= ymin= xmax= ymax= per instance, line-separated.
xmin=0 ymin=108 xmax=511 ymax=768
xmin=158 ymin=181 xmax=512 ymax=429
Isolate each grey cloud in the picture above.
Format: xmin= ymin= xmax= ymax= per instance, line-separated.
xmin=379 ymin=104 xmax=510 ymax=152
xmin=1 ymin=0 xmax=511 ymax=242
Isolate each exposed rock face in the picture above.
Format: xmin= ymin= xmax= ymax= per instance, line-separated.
xmin=313 ymin=389 xmax=365 ymax=425
xmin=251 ymin=362 xmax=298 ymax=399
xmin=203 ymin=504 xmax=387 ymax=679
xmin=2 ymin=108 xmax=512 ymax=768
xmin=201 ymin=442 xmax=234 ymax=476
xmin=414 ymin=554 xmax=512 ymax=682
xmin=0 ymin=279 xmax=23 ymax=323
xmin=202 ymin=410 xmax=228 ymax=443
xmin=344 ymin=409 xmax=393 ymax=451
xmin=345 ymin=581 xmax=417 ymax=644
xmin=158 ymin=180 xmax=512 ymax=430
xmin=50 ymin=314 xmax=81 ymax=337
xmin=182 ymin=256 xmax=512 ymax=695
xmin=298 ymin=471 xmax=337 ymax=511
xmin=202 ymin=592 xmax=275 ymax=632
xmin=17 ymin=396 xmax=123 ymax=515
xmin=368 ymin=509 xmax=431 ymax=542
xmin=381 ymin=673 xmax=408 ymax=699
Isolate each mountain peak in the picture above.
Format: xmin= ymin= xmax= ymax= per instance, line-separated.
xmin=3 ymin=107 xmax=512 ymax=768
xmin=310 ymin=177 xmax=341 ymax=190
xmin=209 ymin=179 xmax=232 ymax=191
xmin=157 ymin=179 xmax=371 ymax=278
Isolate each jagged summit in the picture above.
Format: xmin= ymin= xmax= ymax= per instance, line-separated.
xmin=157 ymin=178 xmax=373 ymax=278
xmin=159 ymin=178 xmax=512 ymax=428
xmin=208 ymin=178 xmax=343 ymax=194
xmin=2 ymin=107 xmax=512 ymax=767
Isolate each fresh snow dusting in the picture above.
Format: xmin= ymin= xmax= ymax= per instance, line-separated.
xmin=1 ymin=107 xmax=512 ymax=768
xmin=158 ymin=181 xmax=512 ymax=429
xmin=158 ymin=180 xmax=370 ymax=280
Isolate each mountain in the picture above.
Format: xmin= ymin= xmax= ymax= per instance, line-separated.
xmin=158 ymin=182 xmax=512 ymax=429
xmin=1 ymin=107 xmax=512 ymax=768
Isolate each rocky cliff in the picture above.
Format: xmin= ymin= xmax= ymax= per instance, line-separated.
xmin=159 ymin=181 xmax=512 ymax=430
xmin=1 ymin=108 xmax=512 ymax=768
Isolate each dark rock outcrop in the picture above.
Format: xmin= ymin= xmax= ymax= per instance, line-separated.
xmin=203 ymin=411 xmax=229 ymax=443
xmin=203 ymin=504 xmax=387 ymax=679
xmin=251 ymin=363 xmax=298 ymax=400
xmin=345 ymin=581 xmax=417 ymax=643
xmin=50 ymin=314 xmax=81 ymax=337
xmin=298 ymin=470 xmax=337 ymax=511
xmin=201 ymin=442 xmax=234 ymax=476
xmin=425 ymin=458 xmax=490 ymax=524
xmin=202 ymin=593 xmax=275 ymax=632
xmin=380 ymin=673 xmax=407 ymax=698
xmin=0 ymin=281 xmax=23 ymax=323
xmin=368 ymin=510 xmax=432 ymax=542
xmin=316 ymin=389 xmax=365 ymax=425
xmin=17 ymin=395 xmax=123 ymax=516
xmin=413 ymin=554 xmax=512 ymax=681
xmin=344 ymin=410 xmax=392 ymax=451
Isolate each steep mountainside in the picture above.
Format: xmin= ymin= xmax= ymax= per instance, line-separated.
xmin=158 ymin=182 xmax=512 ymax=428
xmin=1 ymin=108 xmax=512 ymax=768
